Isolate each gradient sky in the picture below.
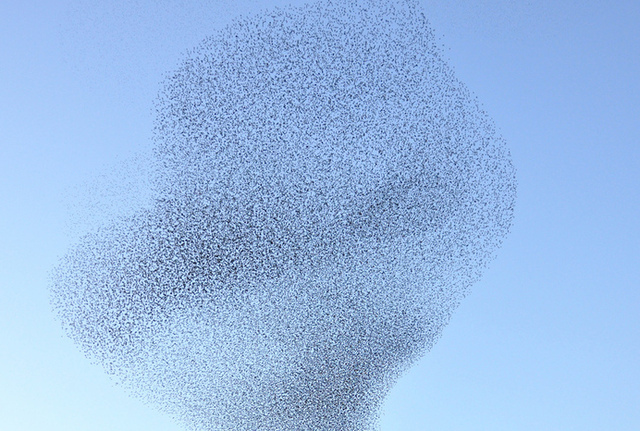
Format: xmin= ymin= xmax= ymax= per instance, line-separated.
xmin=1 ymin=0 xmax=638 ymax=430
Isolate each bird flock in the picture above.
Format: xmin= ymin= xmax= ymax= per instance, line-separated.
xmin=51 ymin=0 xmax=516 ymax=430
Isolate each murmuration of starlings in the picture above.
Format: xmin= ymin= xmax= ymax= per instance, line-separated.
xmin=51 ymin=1 xmax=516 ymax=430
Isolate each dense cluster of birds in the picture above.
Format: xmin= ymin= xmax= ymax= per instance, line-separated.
xmin=51 ymin=0 xmax=516 ymax=430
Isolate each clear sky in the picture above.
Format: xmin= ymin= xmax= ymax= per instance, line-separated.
xmin=1 ymin=0 xmax=638 ymax=430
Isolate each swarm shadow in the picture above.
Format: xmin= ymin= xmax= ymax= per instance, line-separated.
xmin=51 ymin=0 xmax=516 ymax=430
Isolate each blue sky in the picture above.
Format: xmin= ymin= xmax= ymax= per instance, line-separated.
xmin=1 ymin=0 xmax=638 ymax=430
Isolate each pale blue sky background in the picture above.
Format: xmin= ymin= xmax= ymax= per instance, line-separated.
xmin=1 ymin=0 xmax=638 ymax=430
